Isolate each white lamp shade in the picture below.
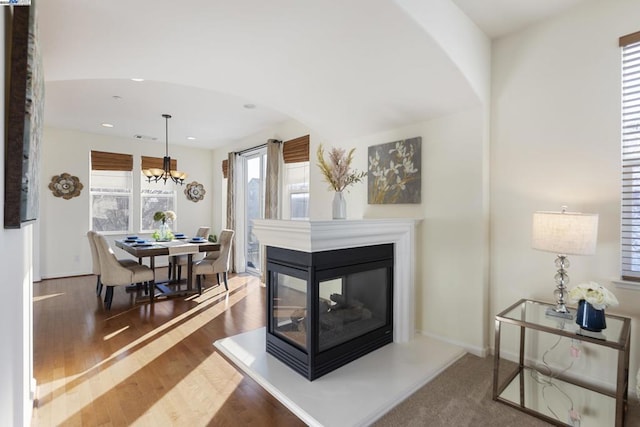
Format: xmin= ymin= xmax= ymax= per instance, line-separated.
xmin=532 ymin=211 xmax=599 ymax=255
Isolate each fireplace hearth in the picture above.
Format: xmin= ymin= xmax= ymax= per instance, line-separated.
xmin=266 ymin=244 xmax=394 ymax=380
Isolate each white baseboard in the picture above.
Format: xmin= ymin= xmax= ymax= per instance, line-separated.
xmin=418 ymin=329 xmax=489 ymax=358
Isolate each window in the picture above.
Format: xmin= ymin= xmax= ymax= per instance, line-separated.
xmin=285 ymin=162 xmax=309 ymax=220
xmin=244 ymin=149 xmax=267 ymax=272
xmin=283 ymin=135 xmax=310 ymax=220
xmin=90 ymin=151 xmax=133 ymax=233
xmin=140 ymin=156 xmax=177 ymax=231
xmin=621 ymin=31 xmax=640 ymax=280
xmin=140 ymin=177 xmax=176 ymax=231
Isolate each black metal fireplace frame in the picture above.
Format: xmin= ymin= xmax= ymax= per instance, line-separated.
xmin=266 ymin=244 xmax=394 ymax=381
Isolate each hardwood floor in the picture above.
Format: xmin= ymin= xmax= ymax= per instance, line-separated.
xmin=31 ymin=271 xmax=305 ymax=426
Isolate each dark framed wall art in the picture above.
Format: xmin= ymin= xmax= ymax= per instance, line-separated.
xmin=4 ymin=3 xmax=44 ymax=228
xmin=368 ymin=136 xmax=421 ymax=204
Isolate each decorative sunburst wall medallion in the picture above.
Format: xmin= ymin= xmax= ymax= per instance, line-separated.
xmin=185 ymin=181 xmax=206 ymax=202
xmin=48 ymin=173 xmax=83 ymax=200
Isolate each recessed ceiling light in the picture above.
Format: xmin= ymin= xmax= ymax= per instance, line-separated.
xmin=101 ymin=123 xmax=114 ymax=128
xmin=243 ymin=103 xmax=256 ymax=109
xmin=187 ymin=136 xmax=196 ymax=140
xmin=112 ymin=95 xmax=122 ymax=100
xmin=131 ymin=78 xmax=145 ymax=82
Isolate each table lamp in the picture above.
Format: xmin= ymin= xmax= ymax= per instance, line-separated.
xmin=532 ymin=208 xmax=598 ymax=319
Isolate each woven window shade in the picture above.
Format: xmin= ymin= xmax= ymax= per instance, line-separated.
xmin=141 ymin=156 xmax=177 ymax=171
xmin=621 ymin=33 xmax=640 ymax=281
xmin=91 ymin=151 xmax=133 ymax=171
xmin=283 ymin=135 xmax=309 ymax=163
xmin=222 ymin=159 xmax=228 ymax=179
xmin=620 ymin=30 xmax=640 ymax=47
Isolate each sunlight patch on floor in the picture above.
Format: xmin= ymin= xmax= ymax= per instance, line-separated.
xmin=37 ymin=280 xmax=257 ymax=426
xmin=33 ymin=292 xmax=65 ymax=302
xmin=103 ymin=325 xmax=129 ymax=341
xmin=135 ymin=353 xmax=242 ymax=425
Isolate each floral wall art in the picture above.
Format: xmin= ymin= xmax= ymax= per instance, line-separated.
xmin=368 ymin=137 xmax=421 ymax=204
xmin=48 ymin=173 xmax=83 ymax=200
xmin=185 ymin=181 xmax=206 ymax=202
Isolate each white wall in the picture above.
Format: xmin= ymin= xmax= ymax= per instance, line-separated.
xmin=492 ymin=0 xmax=640 ymax=390
xmin=335 ymin=107 xmax=489 ymax=355
xmin=0 ymin=8 xmax=35 ymax=425
xmin=40 ymin=127 xmax=215 ymax=278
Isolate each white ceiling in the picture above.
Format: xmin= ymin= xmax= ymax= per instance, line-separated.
xmin=38 ymin=0 xmax=587 ymax=150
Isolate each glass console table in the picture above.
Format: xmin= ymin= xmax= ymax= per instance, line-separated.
xmin=493 ymin=299 xmax=631 ymax=426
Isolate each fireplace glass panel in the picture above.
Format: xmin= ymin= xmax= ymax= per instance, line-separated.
xmin=271 ymin=272 xmax=307 ymax=350
xmin=318 ymin=267 xmax=388 ymax=352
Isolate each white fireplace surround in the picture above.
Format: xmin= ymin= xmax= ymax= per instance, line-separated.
xmin=252 ymin=218 xmax=422 ymax=343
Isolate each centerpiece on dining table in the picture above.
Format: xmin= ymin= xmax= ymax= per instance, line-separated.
xmin=152 ymin=210 xmax=176 ymax=242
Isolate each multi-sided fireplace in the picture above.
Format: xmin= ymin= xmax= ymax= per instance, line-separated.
xmin=266 ymin=243 xmax=394 ymax=381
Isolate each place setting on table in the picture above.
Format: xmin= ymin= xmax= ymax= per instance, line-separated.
xmin=172 ymin=233 xmax=208 ymax=243
xmin=119 ymin=233 xmax=210 ymax=248
xmin=123 ymin=235 xmax=154 ymax=247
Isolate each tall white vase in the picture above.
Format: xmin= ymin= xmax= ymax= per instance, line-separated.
xmin=332 ymin=191 xmax=346 ymax=219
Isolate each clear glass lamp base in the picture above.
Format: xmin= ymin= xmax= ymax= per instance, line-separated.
xmin=546 ymin=255 xmax=573 ymax=319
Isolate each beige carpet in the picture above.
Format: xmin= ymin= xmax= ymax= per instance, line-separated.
xmin=374 ymin=353 xmax=640 ymax=427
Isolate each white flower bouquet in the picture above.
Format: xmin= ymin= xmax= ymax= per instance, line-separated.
xmin=568 ymin=281 xmax=619 ymax=310
xmin=153 ymin=210 xmax=176 ymax=224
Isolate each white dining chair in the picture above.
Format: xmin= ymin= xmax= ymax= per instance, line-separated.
xmin=193 ymin=229 xmax=234 ymax=294
xmin=93 ymin=233 xmax=155 ymax=309
xmin=87 ymin=230 xmax=139 ymax=296
xmin=168 ymin=226 xmax=211 ymax=281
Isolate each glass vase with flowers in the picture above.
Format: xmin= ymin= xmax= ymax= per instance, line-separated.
xmin=152 ymin=210 xmax=176 ymax=241
xmin=568 ymin=281 xmax=619 ymax=332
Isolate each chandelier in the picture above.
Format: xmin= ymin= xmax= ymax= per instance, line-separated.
xmin=142 ymin=114 xmax=187 ymax=185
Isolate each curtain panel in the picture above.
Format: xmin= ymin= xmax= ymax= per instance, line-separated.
xmin=226 ymin=152 xmax=237 ymax=273
xmin=265 ymin=139 xmax=283 ymax=219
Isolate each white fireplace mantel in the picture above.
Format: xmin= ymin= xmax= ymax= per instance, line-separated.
xmin=252 ymin=218 xmax=422 ymax=343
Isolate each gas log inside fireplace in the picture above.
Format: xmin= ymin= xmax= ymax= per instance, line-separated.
xmin=266 ymin=243 xmax=394 ymax=380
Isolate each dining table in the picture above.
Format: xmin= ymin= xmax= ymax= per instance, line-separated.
xmin=115 ymin=238 xmax=220 ymax=302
